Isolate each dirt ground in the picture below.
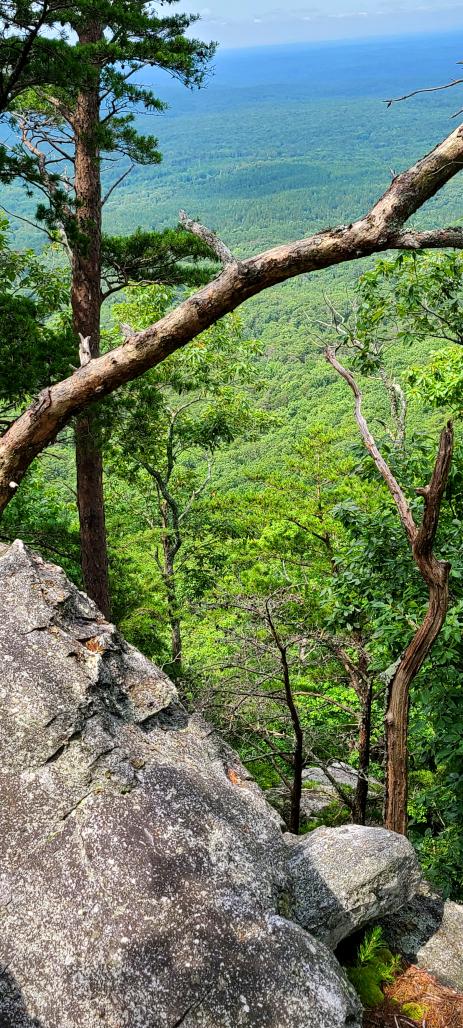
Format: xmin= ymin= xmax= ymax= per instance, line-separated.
xmin=364 ymin=964 xmax=463 ymax=1028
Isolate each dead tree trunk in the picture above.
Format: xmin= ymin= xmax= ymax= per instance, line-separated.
xmin=384 ymin=454 xmax=451 ymax=834
xmin=352 ymin=679 xmax=373 ymax=825
xmin=71 ymin=22 xmax=111 ymax=619
xmin=266 ymin=603 xmax=304 ymax=834
xmin=326 ymin=347 xmax=453 ymax=836
xmin=160 ymin=499 xmax=182 ymax=671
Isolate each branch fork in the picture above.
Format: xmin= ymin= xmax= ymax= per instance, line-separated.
xmin=325 ymin=345 xmax=453 ymax=834
xmin=179 ymin=210 xmax=237 ymax=266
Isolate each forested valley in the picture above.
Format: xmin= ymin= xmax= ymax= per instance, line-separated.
xmin=1 ymin=2 xmax=463 ymax=937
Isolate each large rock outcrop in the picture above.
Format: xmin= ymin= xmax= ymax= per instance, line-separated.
xmin=0 ymin=541 xmax=360 ymax=1028
xmin=0 ymin=541 xmax=433 ymax=1026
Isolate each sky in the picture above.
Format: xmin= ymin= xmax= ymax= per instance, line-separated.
xmin=181 ymin=1 xmax=463 ymax=47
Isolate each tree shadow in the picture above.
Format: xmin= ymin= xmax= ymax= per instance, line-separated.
xmin=0 ymin=971 xmax=42 ymax=1027
xmin=380 ymin=891 xmax=446 ymax=962
xmin=0 ymin=767 xmax=363 ymax=1027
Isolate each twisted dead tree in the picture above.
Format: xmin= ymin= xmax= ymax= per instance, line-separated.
xmin=325 ymin=347 xmax=453 ymax=836
xmin=1 ymin=122 xmax=463 ymax=516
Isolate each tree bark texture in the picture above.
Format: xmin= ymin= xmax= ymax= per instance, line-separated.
xmin=71 ymin=22 xmax=111 ymax=618
xmin=383 ymin=429 xmax=452 ymax=834
xmin=75 ymin=414 xmax=110 ymax=618
xmin=352 ymin=683 xmax=373 ymax=826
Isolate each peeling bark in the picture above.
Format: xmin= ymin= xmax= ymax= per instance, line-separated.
xmin=384 ymin=427 xmax=453 ymax=835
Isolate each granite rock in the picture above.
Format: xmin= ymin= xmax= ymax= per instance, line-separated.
xmin=0 ymin=542 xmax=361 ymax=1028
xmin=288 ymin=824 xmax=422 ymax=948
xmin=381 ymin=886 xmax=463 ymax=992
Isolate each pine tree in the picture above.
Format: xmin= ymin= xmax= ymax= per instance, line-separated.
xmin=2 ymin=1 xmax=215 ymax=615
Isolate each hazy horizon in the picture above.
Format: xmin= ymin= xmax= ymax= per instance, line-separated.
xmin=182 ymin=2 xmax=463 ymax=48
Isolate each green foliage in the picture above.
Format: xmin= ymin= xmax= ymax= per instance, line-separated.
xmin=412 ymin=824 xmax=463 ymax=902
xmin=1 ymin=2 xmax=216 ymax=152
xmin=401 ymin=1003 xmax=427 ymax=1021
xmin=3 ymin=35 xmax=463 ymax=895
xmin=354 ymin=252 xmax=463 ymax=425
xmin=101 ymin=227 xmax=217 ymax=295
xmin=301 ymin=800 xmax=351 ymax=834
xmin=0 ymin=2 xmax=91 ymax=113
xmin=103 ymin=282 xmax=267 ymax=665
xmin=0 ymin=218 xmax=72 ymax=403
xmin=346 ymin=967 xmax=385 ymax=1008
xmin=358 ymin=926 xmax=385 ymax=965
xmin=408 ymin=346 xmax=463 ymax=413
xmin=345 ymin=927 xmax=401 ymax=1008
xmin=358 ymin=251 xmax=463 ymax=349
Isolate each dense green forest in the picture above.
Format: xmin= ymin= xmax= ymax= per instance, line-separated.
xmin=2 ymin=19 xmax=463 ymax=900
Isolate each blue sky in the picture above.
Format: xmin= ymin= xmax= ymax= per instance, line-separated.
xmin=182 ymin=2 xmax=463 ymax=47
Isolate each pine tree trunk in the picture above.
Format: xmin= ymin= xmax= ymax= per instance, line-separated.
xmin=71 ymin=23 xmax=110 ymax=618
xmin=75 ymin=414 xmax=110 ymax=618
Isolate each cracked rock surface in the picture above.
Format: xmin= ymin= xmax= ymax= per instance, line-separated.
xmin=0 ymin=542 xmax=362 ymax=1028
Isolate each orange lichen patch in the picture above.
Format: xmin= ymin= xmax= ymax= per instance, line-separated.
xmin=364 ymin=964 xmax=463 ymax=1028
xmin=84 ymin=637 xmax=106 ymax=653
xmin=226 ymin=768 xmax=241 ymax=786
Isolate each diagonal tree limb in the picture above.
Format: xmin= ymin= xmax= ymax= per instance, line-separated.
xmin=384 ymin=77 xmax=463 ymax=108
xmin=394 ymin=227 xmax=463 ymax=249
xmin=1 ymin=122 xmax=463 ymax=512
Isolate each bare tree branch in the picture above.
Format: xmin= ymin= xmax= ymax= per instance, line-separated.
xmin=325 ymin=347 xmax=416 ymax=543
xmin=179 ymin=210 xmax=237 ymax=265
xmin=384 ymin=77 xmax=463 ymax=109
xmin=101 ymin=163 xmax=134 ymax=206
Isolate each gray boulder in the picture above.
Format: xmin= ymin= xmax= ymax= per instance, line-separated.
xmin=266 ymin=784 xmax=338 ymax=821
xmin=381 ymin=886 xmax=463 ymax=991
xmin=267 ymin=764 xmax=383 ymax=827
xmin=302 ymin=762 xmax=370 ymax=790
xmin=288 ymin=824 xmax=422 ymax=948
xmin=0 ymin=542 xmax=361 ymax=1028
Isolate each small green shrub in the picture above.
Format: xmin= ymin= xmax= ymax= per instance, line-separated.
xmin=301 ymin=799 xmax=351 ymax=833
xmin=345 ymin=926 xmax=401 ymax=1008
xmin=402 ymin=1002 xmax=427 ymax=1022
